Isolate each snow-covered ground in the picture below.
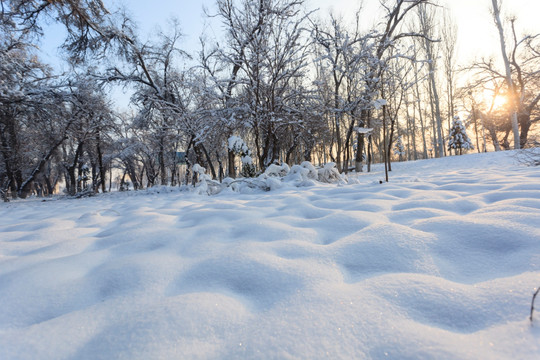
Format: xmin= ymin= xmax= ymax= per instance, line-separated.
xmin=1 ymin=151 xmax=540 ymax=359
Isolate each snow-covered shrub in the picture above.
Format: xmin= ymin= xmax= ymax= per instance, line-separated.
xmin=192 ymin=164 xmax=218 ymax=195
xmin=221 ymin=177 xmax=242 ymax=193
xmin=285 ymin=166 xmax=314 ymax=187
xmin=264 ymin=163 xmax=289 ymax=177
xmin=221 ymin=177 xmax=272 ymax=193
xmin=191 ymin=160 xmax=347 ymax=195
xmin=253 ymin=164 xmax=286 ymax=190
xmin=222 ymin=177 xmax=235 ymax=187
xmin=300 ymin=161 xmax=318 ymax=180
xmin=287 ymin=165 xmax=309 ymax=180
xmin=262 ymin=176 xmax=283 ymax=191
xmin=317 ymin=162 xmax=344 ymax=183
xmin=192 ymin=164 xmax=209 ymax=179
xmin=283 ymin=161 xmax=318 ymax=187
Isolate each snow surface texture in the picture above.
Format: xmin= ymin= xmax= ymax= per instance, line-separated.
xmin=1 ymin=151 xmax=540 ymax=359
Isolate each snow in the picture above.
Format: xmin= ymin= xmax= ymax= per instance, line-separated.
xmin=240 ymin=155 xmax=252 ymax=165
xmin=354 ymin=127 xmax=374 ymax=134
xmin=228 ymin=136 xmax=250 ymax=157
xmin=191 ymin=164 xmax=206 ymax=175
xmin=372 ymin=98 xmax=387 ymax=110
xmin=1 ymin=150 xmax=540 ymax=359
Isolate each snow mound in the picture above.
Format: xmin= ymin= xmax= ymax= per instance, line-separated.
xmin=1 ymin=150 xmax=539 ymax=359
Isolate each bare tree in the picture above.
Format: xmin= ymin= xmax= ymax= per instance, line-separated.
xmin=509 ymin=19 xmax=540 ymax=148
xmin=491 ymin=0 xmax=520 ymax=149
xmin=1 ymin=0 xmax=110 ymax=62
xmin=205 ymin=0 xmax=314 ymax=172
xmin=205 ymin=0 xmax=273 ymax=177
xmin=102 ymin=18 xmax=203 ymax=184
xmin=465 ymin=12 xmax=540 ymax=149
xmin=0 ymin=30 xmax=74 ymax=198
xmin=417 ymin=3 xmax=444 ymax=158
xmin=312 ymin=11 xmax=369 ymax=172
xmin=358 ymin=0 xmax=436 ymax=178
xmin=441 ymin=10 xmax=458 ymax=149
xmin=61 ymin=75 xmax=114 ymax=195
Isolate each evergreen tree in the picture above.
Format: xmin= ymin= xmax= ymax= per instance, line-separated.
xmin=393 ymin=135 xmax=406 ymax=161
xmin=228 ymin=136 xmax=256 ymax=178
xmin=448 ymin=116 xmax=474 ymax=155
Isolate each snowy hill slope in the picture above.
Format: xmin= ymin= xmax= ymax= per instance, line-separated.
xmin=1 ymin=151 xmax=540 ymax=359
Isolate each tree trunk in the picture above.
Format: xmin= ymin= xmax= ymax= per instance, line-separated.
xmin=355 ymin=109 xmax=368 ymax=172
xmin=216 ymin=151 xmax=224 ymax=182
xmin=170 ymin=164 xmax=177 ymax=186
xmin=0 ymin=126 xmax=17 ymax=198
xmin=19 ymin=136 xmax=67 ymax=199
xmin=406 ymin=100 xmax=417 ymax=160
xmin=367 ymin=135 xmax=373 ymax=172
xmin=66 ymin=142 xmax=84 ymax=196
xmin=334 ymin=108 xmax=343 ymax=172
xmin=387 ymin=115 xmax=396 ymax=172
xmin=519 ymin=113 xmax=532 ymax=148
xmin=6 ymin=118 xmax=24 ymax=195
xmin=382 ymin=103 xmax=389 ymax=182
xmin=159 ymin=141 xmax=167 ymax=185
xmin=492 ymin=0 xmax=520 ymax=149
xmin=125 ymin=159 xmax=140 ymax=190
xmin=285 ymin=139 xmax=298 ymax=166
xmin=486 ymin=124 xmax=502 ymax=151
xmin=413 ymin=65 xmax=429 ymax=159
xmin=200 ymin=143 xmax=216 ymax=179
xmin=227 ymin=149 xmax=236 ymax=179
xmin=427 ymin=61 xmax=445 ymax=157
xmin=96 ymin=131 xmax=106 ymax=193
xmin=472 ymin=107 xmax=481 ymax=153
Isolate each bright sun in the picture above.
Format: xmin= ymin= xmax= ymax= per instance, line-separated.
xmin=483 ymin=90 xmax=508 ymax=110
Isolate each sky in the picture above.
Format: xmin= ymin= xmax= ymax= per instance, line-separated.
xmin=113 ymin=0 xmax=540 ymax=65
xmin=35 ymin=0 xmax=539 ymax=110
xmin=39 ymin=0 xmax=540 ymax=67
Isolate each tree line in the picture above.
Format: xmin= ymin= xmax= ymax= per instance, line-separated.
xmin=1 ymin=0 xmax=539 ymax=199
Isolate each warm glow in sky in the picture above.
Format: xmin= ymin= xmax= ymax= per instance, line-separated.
xmin=483 ymin=89 xmax=508 ymax=111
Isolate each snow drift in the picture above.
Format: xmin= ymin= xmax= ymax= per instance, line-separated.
xmin=1 ymin=150 xmax=540 ymax=359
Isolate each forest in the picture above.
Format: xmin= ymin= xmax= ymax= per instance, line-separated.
xmin=1 ymin=0 xmax=539 ymax=200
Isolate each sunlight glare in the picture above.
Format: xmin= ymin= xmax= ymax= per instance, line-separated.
xmin=483 ymin=90 xmax=508 ymax=111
